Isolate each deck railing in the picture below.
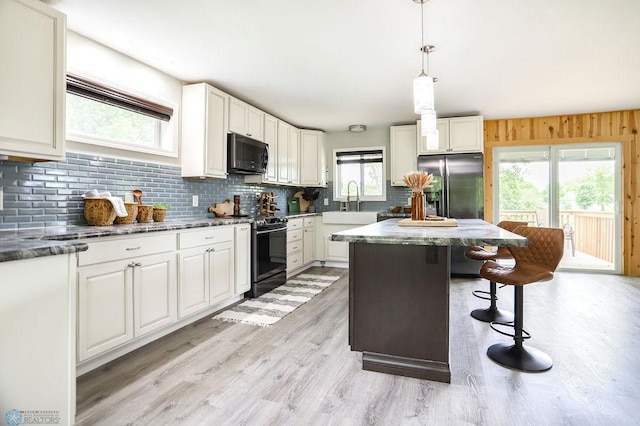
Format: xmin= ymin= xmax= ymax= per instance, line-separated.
xmin=498 ymin=210 xmax=614 ymax=263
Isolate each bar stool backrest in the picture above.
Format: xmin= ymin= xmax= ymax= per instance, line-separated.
xmin=494 ymin=221 xmax=529 ymax=258
xmin=508 ymin=226 xmax=565 ymax=275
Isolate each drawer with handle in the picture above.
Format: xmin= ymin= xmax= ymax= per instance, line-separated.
xmin=78 ymin=233 xmax=176 ymax=266
xmin=287 ymin=240 xmax=303 ymax=255
xmin=287 ymin=218 xmax=303 ymax=230
xmin=287 ymin=228 xmax=303 ymax=243
xmin=287 ymin=250 xmax=303 ymax=270
xmin=178 ymin=226 xmax=234 ymax=250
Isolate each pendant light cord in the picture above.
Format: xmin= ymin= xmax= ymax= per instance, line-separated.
xmin=420 ymin=0 xmax=425 ymax=74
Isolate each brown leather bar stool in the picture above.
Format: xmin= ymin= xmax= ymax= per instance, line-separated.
xmin=480 ymin=226 xmax=564 ymax=372
xmin=465 ymin=221 xmax=528 ymax=323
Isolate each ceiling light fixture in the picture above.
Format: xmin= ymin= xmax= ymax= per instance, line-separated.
xmin=349 ymin=124 xmax=367 ymax=133
xmin=413 ymin=0 xmax=439 ymax=149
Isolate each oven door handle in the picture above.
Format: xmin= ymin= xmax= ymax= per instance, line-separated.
xmin=256 ymin=227 xmax=286 ymax=235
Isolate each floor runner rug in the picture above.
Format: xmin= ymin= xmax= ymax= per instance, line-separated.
xmin=213 ymin=273 xmax=340 ymax=327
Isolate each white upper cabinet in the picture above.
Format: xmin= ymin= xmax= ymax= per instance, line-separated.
xmin=390 ymin=125 xmax=417 ymax=186
xmin=277 ymin=120 xmax=291 ymax=184
xmin=417 ymin=116 xmax=483 ymax=155
xmin=228 ymin=97 xmax=265 ymax=142
xmin=0 ymin=0 xmax=66 ymax=161
xmin=277 ymin=121 xmax=301 ymax=186
xmin=244 ymin=113 xmax=278 ymax=185
xmin=288 ymin=125 xmax=300 ymax=185
xmin=181 ymin=83 xmax=229 ymax=178
xmin=300 ymin=130 xmax=326 ymax=187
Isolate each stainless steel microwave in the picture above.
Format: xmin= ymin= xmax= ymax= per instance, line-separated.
xmin=227 ymin=133 xmax=268 ymax=174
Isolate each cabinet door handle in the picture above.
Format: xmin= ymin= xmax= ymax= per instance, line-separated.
xmin=128 ymin=262 xmax=142 ymax=268
xmin=126 ymin=246 xmax=141 ymax=251
xmin=204 ymin=236 xmax=215 ymax=240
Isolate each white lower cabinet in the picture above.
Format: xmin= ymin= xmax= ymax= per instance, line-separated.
xmin=209 ymin=240 xmax=234 ymax=304
xmin=77 ymin=251 xmax=176 ymax=362
xmin=77 ymin=233 xmax=177 ymax=362
xmin=78 ymin=260 xmax=132 ymax=361
xmin=177 ymin=226 xmax=235 ymax=318
xmin=322 ymin=224 xmax=369 ymax=263
xmin=234 ymin=224 xmax=251 ymax=294
xmin=178 ymin=247 xmax=210 ymax=318
xmin=77 ymin=225 xmax=246 ymax=372
xmin=287 ymin=216 xmax=316 ymax=275
xmin=1 ymin=254 xmax=76 ymax=426
xmin=303 ymin=216 xmax=315 ymax=265
xmin=287 ymin=218 xmax=304 ymax=273
xmin=132 ymin=253 xmax=177 ymax=337
xmin=326 ymin=235 xmax=349 ymax=262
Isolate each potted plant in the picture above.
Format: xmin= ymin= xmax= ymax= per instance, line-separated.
xmin=152 ymin=203 xmax=171 ymax=222
xmin=301 ymin=188 xmax=320 ymax=213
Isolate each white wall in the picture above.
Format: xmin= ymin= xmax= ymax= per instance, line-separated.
xmin=324 ymin=127 xmax=390 ymax=181
xmin=66 ymin=31 xmax=183 ymax=166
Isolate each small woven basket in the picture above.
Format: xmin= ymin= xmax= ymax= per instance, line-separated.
xmin=84 ymin=198 xmax=117 ymax=226
xmin=152 ymin=208 xmax=167 ymax=222
xmin=114 ymin=202 xmax=139 ymax=224
xmin=137 ymin=205 xmax=153 ymax=223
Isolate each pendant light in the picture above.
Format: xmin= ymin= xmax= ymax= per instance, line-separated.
xmin=412 ymin=0 xmax=437 ymax=140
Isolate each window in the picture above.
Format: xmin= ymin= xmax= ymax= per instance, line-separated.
xmin=66 ymin=74 xmax=176 ymax=156
xmin=333 ymin=147 xmax=386 ymax=202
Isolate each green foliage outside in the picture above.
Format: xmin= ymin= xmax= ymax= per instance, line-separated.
xmin=66 ymin=94 xmax=158 ymax=148
xmin=499 ymin=164 xmax=544 ymax=210
xmin=566 ymin=166 xmax=614 ymax=211
xmin=339 ymin=163 xmax=383 ymax=197
xmin=500 ymin=163 xmax=614 ymax=212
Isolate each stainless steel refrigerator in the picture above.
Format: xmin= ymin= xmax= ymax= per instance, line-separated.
xmin=418 ymin=153 xmax=484 ymax=275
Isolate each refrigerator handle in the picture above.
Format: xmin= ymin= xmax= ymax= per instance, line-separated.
xmin=442 ymin=158 xmax=450 ymax=217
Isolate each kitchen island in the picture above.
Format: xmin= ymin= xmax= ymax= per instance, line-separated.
xmin=330 ymin=218 xmax=527 ymax=383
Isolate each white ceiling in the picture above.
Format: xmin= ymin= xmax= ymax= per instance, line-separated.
xmin=48 ymin=0 xmax=640 ymax=133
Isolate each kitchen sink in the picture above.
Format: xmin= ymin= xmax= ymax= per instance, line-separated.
xmin=321 ymin=211 xmax=378 ymax=225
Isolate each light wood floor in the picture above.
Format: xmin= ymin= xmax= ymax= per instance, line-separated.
xmin=76 ymin=266 xmax=640 ymax=425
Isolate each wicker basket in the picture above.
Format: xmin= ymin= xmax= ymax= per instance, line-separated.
xmin=84 ymin=198 xmax=117 ymax=226
xmin=152 ymin=208 xmax=167 ymax=222
xmin=114 ymin=202 xmax=139 ymax=224
xmin=137 ymin=205 xmax=153 ymax=223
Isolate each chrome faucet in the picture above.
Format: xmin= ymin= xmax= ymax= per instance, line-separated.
xmin=346 ymin=180 xmax=361 ymax=212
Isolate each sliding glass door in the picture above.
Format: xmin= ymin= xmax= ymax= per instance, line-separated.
xmin=493 ymin=143 xmax=621 ymax=273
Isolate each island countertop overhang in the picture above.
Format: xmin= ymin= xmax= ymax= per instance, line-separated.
xmin=330 ymin=218 xmax=528 ymax=247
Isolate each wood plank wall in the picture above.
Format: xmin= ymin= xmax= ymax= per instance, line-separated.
xmin=482 ymin=109 xmax=639 ymax=276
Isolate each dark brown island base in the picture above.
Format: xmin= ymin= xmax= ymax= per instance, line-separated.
xmin=330 ymin=218 xmax=528 ymax=383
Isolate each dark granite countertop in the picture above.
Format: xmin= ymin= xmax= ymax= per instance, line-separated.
xmin=330 ymin=218 xmax=528 ymax=247
xmin=0 ymin=212 xmax=318 ymax=263
xmin=0 ymin=216 xmax=254 ymax=263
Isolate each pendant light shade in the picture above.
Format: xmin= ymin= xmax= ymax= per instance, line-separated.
xmin=425 ymin=128 xmax=439 ymax=150
xmin=420 ymin=110 xmax=437 ymax=134
xmin=413 ymin=73 xmax=434 ymax=114
xmin=412 ymin=0 xmax=438 ymax=145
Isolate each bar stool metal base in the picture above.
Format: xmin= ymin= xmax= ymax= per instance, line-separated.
xmin=471 ymin=307 xmax=514 ymax=323
xmin=487 ymin=343 xmax=552 ymax=372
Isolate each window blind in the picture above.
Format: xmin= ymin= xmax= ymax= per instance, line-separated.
xmin=66 ymin=73 xmax=173 ymax=121
xmin=336 ymin=149 xmax=383 ymax=165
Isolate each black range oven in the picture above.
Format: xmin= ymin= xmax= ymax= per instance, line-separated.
xmin=248 ymin=216 xmax=288 ymax=298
